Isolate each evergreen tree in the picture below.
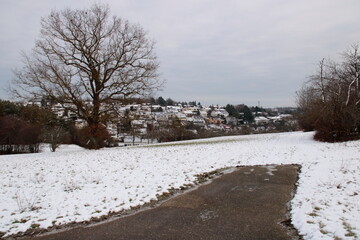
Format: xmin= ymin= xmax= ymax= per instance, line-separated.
xmin=156 ymin=97 xmax=167 ymax=106
xmin=237 ymin=104 xmax=254 ymax=123
xmin=225 ymin=104 xmax=240 ymax=118
xmin=166 ymin=98 xmax=175 ymax=106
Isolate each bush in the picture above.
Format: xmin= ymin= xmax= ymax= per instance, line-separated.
xmin=297 ymin=44 xmax=360 ymax=142
xmin=0 ymin=116 xmax=42 ymax=154
xmin=155 ymin=117 xmax=197 ymax=143
xmin=312 ymin=102 xmax=360 ymax=142
xmin=70 ymin=124 xmax=113 ymax=149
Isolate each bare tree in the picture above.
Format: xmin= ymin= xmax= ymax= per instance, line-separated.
xmin=13 ymin=4 xmax=162 ymax=148
xmin=42 ymin=125 xmax=68 ymax=152
xmin=309 ymin=58 xmax=326 ymax=102
xmin=342 ymin=44 xmax=360 ymax=106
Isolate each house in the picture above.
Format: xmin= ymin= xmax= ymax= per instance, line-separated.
xmin=208 ymin=117 xmax=224 ymax=124
xmin=254 ymin=116 xmax=270 ymax=125
xmin=175 ymin=112 xmax=187 ymax=121
xmin=193 ymin=117 xmax=206 ymax=127
xmin=226 ymin=116 xmax=239 ymax=125
xmin=210 ymin=109 xmax=229 ymax=118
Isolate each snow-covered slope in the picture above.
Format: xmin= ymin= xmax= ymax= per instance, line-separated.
xmin=0 ymin=132 xmax=359 ymax=239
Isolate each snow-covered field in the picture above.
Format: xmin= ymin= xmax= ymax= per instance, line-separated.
xmin=0 ymin=131 xmax=359 ymax=239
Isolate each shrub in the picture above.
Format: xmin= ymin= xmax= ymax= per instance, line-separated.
xmin=71 ymin=124 xmax=113 ymax=149
xmin=297 ymin=45 xmax=360 ymax=142
xmin=0 ymin=116 xmax=42 ymax=154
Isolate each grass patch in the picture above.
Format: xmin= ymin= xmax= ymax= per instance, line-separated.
xmin=31 ymin=223 xmax=40 ymax=229
xmin=343 ymin=221 xmax=358 ymax=238
xmin=320 ymin=229 xmax=329 ymax=235
xmin=308 ymin=212 xmax=318 ymax=217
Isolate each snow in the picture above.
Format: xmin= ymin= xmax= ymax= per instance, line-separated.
xmin=0 ymin=131 xmax=359 ymax=239
xmin=38 ymin=144 xmax=85 ymax=153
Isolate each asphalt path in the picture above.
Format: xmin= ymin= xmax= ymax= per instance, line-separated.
xmin=21 ymin=165 xmax=300 ymax=240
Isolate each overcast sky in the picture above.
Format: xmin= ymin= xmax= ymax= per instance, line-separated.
xmin=0 ymin=0 xmax=359 ymax=107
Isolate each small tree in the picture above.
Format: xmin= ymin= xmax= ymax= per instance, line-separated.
xmin=42 ymin=126 xmax=69 ymax=152
xmin=130 ymin=120 xmax=143 ymax=145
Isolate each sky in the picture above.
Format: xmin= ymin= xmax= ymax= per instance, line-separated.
xmin=0 ymin=0 xmax=359 ymax=107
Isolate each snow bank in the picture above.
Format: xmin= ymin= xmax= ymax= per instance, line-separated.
xmin=0 ymin=131 xmax=359 ymax=239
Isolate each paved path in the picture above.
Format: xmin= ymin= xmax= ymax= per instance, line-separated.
xmin=22 ymin=165 xmax=300 ymax=240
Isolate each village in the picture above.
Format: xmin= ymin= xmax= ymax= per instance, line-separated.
xmin=44 ymin=100 xmax=298 ymax=146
